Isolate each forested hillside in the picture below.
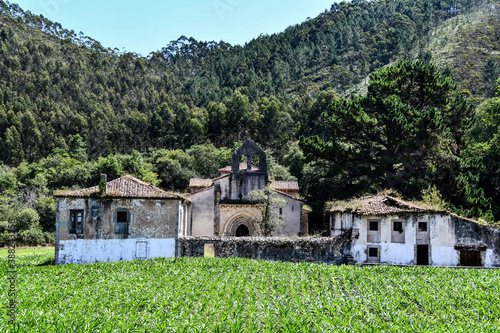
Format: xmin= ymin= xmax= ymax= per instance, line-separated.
xmin=1 ymin=0 xmax=500 ymax=239
xmin=1 ymin=0 xmax=498 ymax=163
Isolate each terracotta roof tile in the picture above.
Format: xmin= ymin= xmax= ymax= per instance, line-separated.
xmin=273 ymin=189 xmax=303 ymax=201
xmin=55 ymin=175 xmax=188 ymax=201
xmin=329 ymin=195 xmax=445 ymax=215
xmin=189 ymin=178 xmax=212 ymax=188
xmin=212 ymin=173 xmax=230 ymax=182
xmin=271 ymin=181 xmax=299 ymax=191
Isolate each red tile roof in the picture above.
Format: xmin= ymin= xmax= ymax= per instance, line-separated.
xmin=273 ymin=189 xmax=302 ymax=201
xmin=211 ymin=173 xmax=230 ymax=182
xmin=54 ymin=175 xmax=188 ymax=201
xmin=189 ymin=178 xmax=212 ymax=188
xmin=271 ymin=181 xmax=299 ymax=191
xmin=329 ymin=196 xmax=445 ymax=215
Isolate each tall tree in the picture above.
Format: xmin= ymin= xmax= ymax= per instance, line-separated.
xmin=301 ymin=60 xmax=474 ymax=191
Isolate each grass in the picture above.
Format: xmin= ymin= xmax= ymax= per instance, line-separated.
xmin=1 ymin=249 xmax=499 ymax=332
xmin=0 ymin=247 xmax=54 ymax=258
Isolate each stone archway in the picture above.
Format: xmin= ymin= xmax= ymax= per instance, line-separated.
xmin=227 ymin=216 xmax=257 ymax=237
xmin=235 ymin=224 xmax=250 ymax=237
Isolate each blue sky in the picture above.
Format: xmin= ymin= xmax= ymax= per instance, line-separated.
xmin=12 ymin=0 xmax=334 ymax=56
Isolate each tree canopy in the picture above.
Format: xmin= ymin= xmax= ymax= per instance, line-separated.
xmin=301 ymin=60 xmax=486 ymax=217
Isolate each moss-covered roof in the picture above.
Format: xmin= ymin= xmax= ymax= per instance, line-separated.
xmin=328 ymin=195 xmax=446 ymax=215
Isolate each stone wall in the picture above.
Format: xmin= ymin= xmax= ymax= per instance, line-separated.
xmin=177 ymin=231 xmax=352 ymax=264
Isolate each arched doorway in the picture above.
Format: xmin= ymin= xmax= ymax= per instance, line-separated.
xmin=235 ymin=224 xmax=250 ymax=237
xmin=227 ymin=216 xmax=256 ymax=236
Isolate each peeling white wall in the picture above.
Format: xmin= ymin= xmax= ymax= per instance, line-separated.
xmin=431 ymin=246 xmax=459 ymax=266
xmin=274 ymin=192 xmax=302 ymax=236
xmin=218 ymin=177 xmax=230 ymax=200
xmin=342 ymin=213 xmax=500 ymax=267
xmin=177 ymin=202 xmax=189 ymax=236
xmin=348 ymin=214 xmax=464 ymax=266
xmin=190 ymin=188 xmax=215 ymax=236
xmin=55 ymin=238 xmax=175 ymax=264
xmin=484 ymin=249 xmax=499 ymax=267
xmin=330 ymin=213 xmax=354 ymax=237
xmin=55 ymin=196 xmax=183 ymax=265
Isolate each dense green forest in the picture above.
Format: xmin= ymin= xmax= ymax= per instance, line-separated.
xmin=1 ymin=0 xmax=500 ymax=241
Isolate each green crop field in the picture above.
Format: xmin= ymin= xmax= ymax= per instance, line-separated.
xmin=1 ymin=250 xmax=499 ymax=332
xmin=0 ymin=247 xmax=54 ymax=258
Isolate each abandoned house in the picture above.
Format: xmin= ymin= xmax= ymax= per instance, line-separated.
xmin=328 ymin=195 xmax=500 ymax=267
xmin=188 ymin=139 xmax=309 ymax=237
xmin=54 ymin=175 xmax=190 ymax=264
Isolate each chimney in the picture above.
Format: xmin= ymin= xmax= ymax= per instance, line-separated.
xmin=99 ymin=174 xmax=107 ymax=195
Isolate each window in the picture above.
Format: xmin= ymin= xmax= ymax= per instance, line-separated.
xmin=114 ymin=209 xmax=129 ymax=235
xmin=391 ymin=220 xmax=405 ymax=243
xmin=69 ymin=210 xmax=84 ymax=234
xmin=418 ymin=222 xmax=428 ymax=232
xmin=367 ymin=220 xmax=381 ymax=243
xmin=367 ymin=246 xmax=381 ymax=263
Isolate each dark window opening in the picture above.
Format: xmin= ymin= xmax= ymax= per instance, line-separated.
xmin=235 ymin=224 xmax=250 ymax=237
xmin=117 ymin=211 xmax=128 ymax=223
xmin=460 ymin=250 xmax=482 ymax=266
xmin=70 ymin=210 xmax=84 ymax=234
xmin=393 ymin=221 xmax=403 ymax=232
xmin=418 ymin=222 xmax=428 ymax=232
xmin=417 ymin=245 xmax=429 ymax=265
xmin=369 ymin=221 xmax=379 ymax=231
xmin=115 ymin=210 xmax=129 ymax=235
xmin=368 ymin=247 xmax=379 ymax=257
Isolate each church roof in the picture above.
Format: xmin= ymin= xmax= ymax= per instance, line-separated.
xmin=55 ymin=175 xmax=188 ymax=201
xmin=273 ymin=189 xmax=303 ymax=201
xmin=271 ymin=181 xmax=299 ymax=191
xmin=328 ymin=195 xmax=445 ymax=216
xmin=189 ymin=178 xmax=212 ymax=188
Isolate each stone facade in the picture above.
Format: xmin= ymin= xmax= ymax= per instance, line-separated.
xmin=54 ymin=175 xmax=190 ymax=264
xmin=178 ymin=234 xmax=352 ymax=264
xmin=189 ymin=139 xmax=307 ymax=237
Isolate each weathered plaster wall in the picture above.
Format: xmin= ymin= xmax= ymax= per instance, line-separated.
xmin=351 ymin=214 xmax=453 ymax=265
xmin=218 ymin=177 xmax=230 ymax=200
xmin=56 ymin=197 xmax=179 ymax=240
xmin=190 ymin=188 xmax=215 ymax=236
xmin=452 ymin=215 xmax=500 ymax=266
xmin=55 ymin=197 xmax=181 ymax=264
xmin=275 ymin=193 xmax=302 ymax=236
xmin=178 ymin=234 xmax=352 ymax=264
xmin=330 ymin=213 xmax=354 ymax=237
xmin=344 ymin=213 xmax=500 ymax=267
xmin=177 ymin=201 xmax=189 ymax=236
xmin=56 ymin=238 xmax=175 ymax=264
xmin=229 ymin=172 xmax=268 ymax=201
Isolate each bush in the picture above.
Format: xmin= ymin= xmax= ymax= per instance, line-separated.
xmin=14 ymin=208 xmax=40 ymax=231
xmin=18 ymin=228 xmax=44 ymax=246
xmin=0 ymin=229 xmax=54 ymax=247
xmin=36 ymin=196 xmax=56 ymax=232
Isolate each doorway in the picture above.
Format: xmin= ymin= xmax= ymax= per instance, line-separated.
xmin=416 ymin=245 xmax=429 ymax=265
xmin=460 ymin=250 xmax=482 ymax=266
xmin=235 ymin=224 xmax=250 ymax=237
